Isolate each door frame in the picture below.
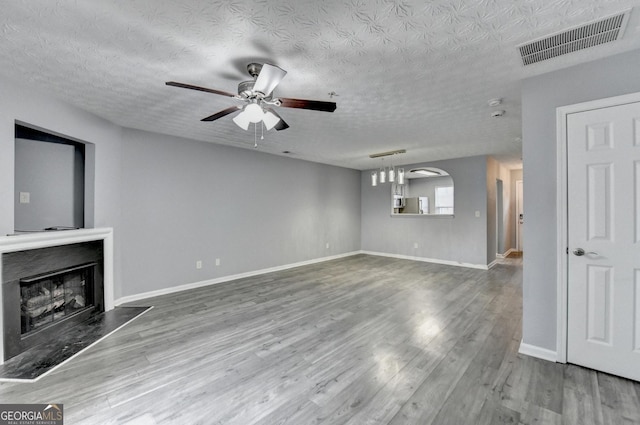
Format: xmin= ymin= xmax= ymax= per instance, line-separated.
xmin=496 ymin=179 xmax=504 ymax=256
xmin=555 ymin=91 xmax=640 ymax=363
xmin=515 ymin=179 xmax=523 ymax=252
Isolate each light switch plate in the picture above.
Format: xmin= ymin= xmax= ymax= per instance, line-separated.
xmin=19 ymin=192 xmax=30 ymax=204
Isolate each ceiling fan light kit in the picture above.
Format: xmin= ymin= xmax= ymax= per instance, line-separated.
xmin=262 ymin=110 xmax=281 ymax=130
xmin=231 ymin=110 xmax=251 ymax=130
xmin=166 ymin=62 xmax=337 ymax=146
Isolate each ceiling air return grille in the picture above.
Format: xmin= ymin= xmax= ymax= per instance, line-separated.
xmin=518 ymin=10 xmax=630 ymax=66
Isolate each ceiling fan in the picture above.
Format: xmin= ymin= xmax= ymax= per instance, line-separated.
xmin=166 ymin=63 xmax=337 ymax=132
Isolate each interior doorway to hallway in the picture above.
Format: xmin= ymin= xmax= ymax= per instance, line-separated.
xmin=515 ymin=179 xmax=524 ymax=254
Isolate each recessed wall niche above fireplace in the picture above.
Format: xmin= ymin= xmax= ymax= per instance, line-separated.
xmin=14 ymin=123 xmax=96 ymax=233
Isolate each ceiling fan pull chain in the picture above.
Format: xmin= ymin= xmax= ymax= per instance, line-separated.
xmin=261 ymin=121 xmax=265 ymax=140
xmin=254 ymin=123 xmax=258 ymax=148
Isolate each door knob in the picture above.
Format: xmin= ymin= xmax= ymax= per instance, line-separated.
xmin=572 ymin=248 xmax=599 ymax=257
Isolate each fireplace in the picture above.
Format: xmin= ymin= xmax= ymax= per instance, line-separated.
xmin=20 ymin=262 xmax=96 ymax=336
xmin=2 ymin=239 xmax=106 ymax=361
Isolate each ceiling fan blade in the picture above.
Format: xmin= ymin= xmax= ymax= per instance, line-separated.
xmin=278 ymin=97 xmax=337 ymax=112
xmin=201 ymin=106 xmax=241 ymax=122
xmin=274 ymin=119 xmax=290 ymax=131
xmin=265 ymin=108 xmax=289 ymax=131
xmin=166 ymin=81 xmax=236 ymax=98
xmin=253 ymin=64 xmax=287 ymax=96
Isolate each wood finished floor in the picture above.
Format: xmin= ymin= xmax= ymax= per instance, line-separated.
xmin=1 ymin=254 xmax=639 ymax=424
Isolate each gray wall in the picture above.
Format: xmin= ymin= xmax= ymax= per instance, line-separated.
xmin=486 ymin=157 xmax=498 ymax=264
xmin=0 ymin=77 xmax=361 ymax=302
xmin=118 ymin=129 xmax=361 ymax=297
xmin=14 ymin=138 xmax=84 ymax=230
xmin=487 ymin=158 xmax=516 ymax=260
xmin=361 ymin=156 xmax=488 ymax=267
xmin=0 ymin=78 xmax=124 ymax=285
xmin=522 ymin=48 xmax=640 ymax=351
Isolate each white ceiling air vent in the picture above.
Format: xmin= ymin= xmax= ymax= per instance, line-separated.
xmin=518 ymin=9 xmax=631 ymax=66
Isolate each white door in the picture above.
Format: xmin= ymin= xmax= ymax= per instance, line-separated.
xmin=515 ymin=180 xmax=524 ymax=252
xmin=567 ymin=100 xmax=640 ymax=381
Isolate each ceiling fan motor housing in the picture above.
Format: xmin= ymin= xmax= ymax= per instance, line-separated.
xmin=246 ymin=63 xmax=262 ymax=78
xmin=238 ymin=80 xmax=272 ymax=100
xmin=238 ymin=80 xmax=256 ymax=97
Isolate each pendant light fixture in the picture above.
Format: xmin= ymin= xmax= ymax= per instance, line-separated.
xmin=397 ymin=168 xmax=405 ymax=185
xmin=368 ymin=149 xmax=406 ymax=187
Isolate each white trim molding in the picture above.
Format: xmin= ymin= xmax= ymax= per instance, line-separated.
xmin=360 ymin=250 xmax=490 ymax=270
xmin=518 ymin=340 xmax=558 ymax=363
xmin=0 ymin=228 xmax=114 ymax=365
xmin=555 ymin=91 xmax=640 ymax=364
xmin=117 ymin=250 xmax=492 ymax=307
xmin=496 ymin=248 xmax=515 ymax=259
xmin=116 ymin=251 xmax=361 ymax=305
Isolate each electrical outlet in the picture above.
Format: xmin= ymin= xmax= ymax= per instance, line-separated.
xmin=215 ymin=258 xmax=220 ymax=266
xmin=196 ymin=260 xmax=202 ymax=269
xmin=413 ymin=242 xmax=419 ymax=249
xmin=475 ymin=210 xmax=481 ymax=218
xmin=19 ymin=192 xmax=30 ymax=204
xmin=325 ymin=243 xmax=330 ymax=249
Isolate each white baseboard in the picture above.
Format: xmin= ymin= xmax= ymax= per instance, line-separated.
xmin=360 ymin=250 xmax=489 ymax=270
xmin=116 ymin=250 xmax=493 ymax=306
xmin=496 ymin=248 xmax=515 ymax=259
xmin=487 ymin=259 xmax=499 ymax=269
xmin=115 ymin=251 xmax=360 ymax=306
xmin=518 ymin=340 xmax=558 ymax=362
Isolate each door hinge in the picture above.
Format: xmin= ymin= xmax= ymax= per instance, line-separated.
xmin=566 ymin=247 xmax=569 ymax=255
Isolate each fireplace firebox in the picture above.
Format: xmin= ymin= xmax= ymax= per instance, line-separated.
xmin=20 ymin=263 xmax=96 ymax=336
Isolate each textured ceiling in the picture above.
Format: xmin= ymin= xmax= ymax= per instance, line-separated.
xmin=2 ymin=0 xmax=640 ymax=170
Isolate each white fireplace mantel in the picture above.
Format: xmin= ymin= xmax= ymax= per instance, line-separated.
xmin=0 ymin=227 xmax=114 ymax=364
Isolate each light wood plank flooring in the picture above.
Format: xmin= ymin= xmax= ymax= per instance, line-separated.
xmin=1 ymin=254 xmax=639 ymax=424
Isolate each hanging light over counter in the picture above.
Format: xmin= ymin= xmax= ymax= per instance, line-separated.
xmin=369 ymin=149 xmax=406 ymax=187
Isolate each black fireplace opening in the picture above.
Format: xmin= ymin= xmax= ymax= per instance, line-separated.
xmin=2 ymin=240 xmax=104 ymax=361
xmin=20 ymin=263 xmax=96 ymax=336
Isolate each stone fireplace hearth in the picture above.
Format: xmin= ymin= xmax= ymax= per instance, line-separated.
xmin=0 ymin=228 xmax=114 ymax=365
